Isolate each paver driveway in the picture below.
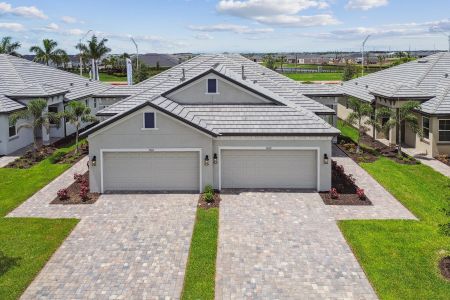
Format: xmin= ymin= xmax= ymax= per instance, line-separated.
xmin=11 ymin=194 xmax=198 ymax=299
xmin=216 ymin=191 xmax=378 ymax=300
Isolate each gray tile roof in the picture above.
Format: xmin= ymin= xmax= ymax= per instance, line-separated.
xmin=98 ymin=54 xmax=335 ymax=115
xmin=0 ymin=54 xmax=110 ymax=113
xmin=339 ymin=52 xmax=450 ymax=115
xmin=0 ymin=95 xmax=25 ymax=113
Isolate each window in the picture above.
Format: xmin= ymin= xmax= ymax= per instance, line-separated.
xmin=85 ymin=99 xmax=89 ymax=107
xmin=8 ymin=118 xmax=16 ymax=137
xmin=422 ymin=116 xmax=430 ymax=139
xmin=143 ymin=112 xmax=156 ymax=129
xmin=94 ymin=99 xmax=97 ymax=108
xmin=439 ymin=119 xmax=450 ymax=142
xmin=48 ymin=106 xmax=59 ymax=125
xmin=207 ymin=79 xmax=218 ymax=94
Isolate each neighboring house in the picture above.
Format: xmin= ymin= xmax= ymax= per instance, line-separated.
xmin=82 ymin=54 xmax=340 ymax=193
xmin=22 ymin=54 xmax=81 ymax=69
xmin=338 ymin=52 xmax=450 ymax=157
xmin=137 ymin=53 xmax=180 ymax=68
xmin=0 ymin=54 xmax=120 ymax=155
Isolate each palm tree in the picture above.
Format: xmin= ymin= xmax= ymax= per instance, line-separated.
xmin=76 ymin=35 xmax=111 ymax=81
xmin=0 ymin=36 xmax=21 ymax=56
xmin=378 ymin=101 xmax=423 ymax=155
xmin=346 ymin=97 xmax=373 ymax=153
xmin=377 ymin=55 xmax=385 ymax=70
xmin=278 ymin=55 xmax=287 ymax=71
xmin=29 ymin=39 xmax=67 ymax=66
xmin=62 ymin=101 xmax=97 ymax=153
xmin=10 ymin=99 xmax=61 ymax=151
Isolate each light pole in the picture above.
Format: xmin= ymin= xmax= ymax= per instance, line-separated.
xmin=361 ymin=35 xmax=371 ymax=77
xmin=130 ymin=37 xmax=139 ymax=73
xmin=79 ymin=29 xmax=92 ymax=76
xmin=431 ymin=27 xmax=450 ymax=52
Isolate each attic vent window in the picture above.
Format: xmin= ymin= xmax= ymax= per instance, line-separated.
xmin=418 ymin=59 xmax=428 ymax=63
xmin=207 ymin=79 xmax=218 ymax=94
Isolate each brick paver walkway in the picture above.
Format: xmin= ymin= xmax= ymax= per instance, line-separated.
xmin=8 ymin=158 xmax=198 ymax=299
xmin=403 ymin=148 xmax=450 ymax=178
xmin=216 ymin=191 xmax=378 ymax=300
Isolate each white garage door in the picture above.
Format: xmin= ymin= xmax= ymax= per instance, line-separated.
xmin=103 ymin=151 xmax=199 ymax=192
xmin=221 ymin=149 xmax=317 ymax=190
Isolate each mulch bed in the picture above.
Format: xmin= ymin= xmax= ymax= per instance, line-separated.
xmin=435 ymin=155 xmax=450 ymax=167
xmin=51 ymin=172 xmax=99 ymax=205
xmin=6 ymin=146 xmax=57 ymax=169
xmin=198 ymin=192 xmax=221 ymax=209
xmin=439 ymin=256 xmax=450 ymax=280
xmin=320 ymin=160 xmax=373 ymax=206
xmin=337 ymin=134 xmax=419 ymax=165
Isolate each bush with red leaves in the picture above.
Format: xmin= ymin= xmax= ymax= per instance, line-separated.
xmin=330 ymin=188 xmax=339 ymax=199
xmin=356 ymin=188 xmax=366 ymax=200
xmin=74 ymin=173 xmax=84 ymax=183
xmin=79 ymin=181 xmax=90 ymax=201
xmin=57 ymin=189 xmax=69 ymax=201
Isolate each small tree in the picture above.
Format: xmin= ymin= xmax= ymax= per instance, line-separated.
xmin=63 ymin=101 xmax=97 ymax=153
xmin=10 ymin=99 xmax=61 ymax=151
xmin=346 ymin=97 xmax=373 ymax=153
xmin=0 ymin=36 xmax=21 ymax=56
xmin=378 ymin=101 xmax=422 ymax=155
xmin=278 ymin=55 xmax=286 ymax=71
xmin=263 ymin=54 xmax=276 ymax=70
xmin=342 ymin=61 xmax=357 ymax=81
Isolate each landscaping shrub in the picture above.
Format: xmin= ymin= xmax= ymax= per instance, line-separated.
xmin=204 ymin=184 xmax=214 ymax=194
xmin=79 ymin=184 xmax=89 ymax=201
xmin=204 ymin=192 xmax=214 ymax=203
xmin=330 ymin=188 xmax=339 ymax=199
xmin=356 ymin=188 xmax=366 ymax=200
xmin=57 ymin=189 xmax=69 ymax=201
xmin=49 ymin=150 xmax=65 ymax=164
xmin=73 ymin=173 xmax=84 ymax=183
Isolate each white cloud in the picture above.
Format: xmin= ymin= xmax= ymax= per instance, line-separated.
xmin=216 ymin=0 xmax=337 ymax=27
xmin=61 ymin=16 xmax=83 ymax=24
xmin=44 ymin=22 xmax=59 ymax=31
xmin=66 ymin=28 xmax=84 ymax=36
xmin=189 ymin=23 xmax=274 ymax=34
xmin=0 ymin=2 xmax=47 ymax=19
xmin=346 ymin=0 xmax=388 ymax=11
xmin=0 ymin=22 xmax=25 ymax=31
xmin=194 ymin=33 xmax=214 ymax=40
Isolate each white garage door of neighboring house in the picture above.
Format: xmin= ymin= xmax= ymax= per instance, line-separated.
xmin=221 ymin=149 xmax=317 ymax=190
xmin=102 ymin=151 xmax=199 ymax=192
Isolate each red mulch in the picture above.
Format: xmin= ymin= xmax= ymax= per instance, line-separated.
xmin=198 ymin=193 xmax=221 ymax=209
xmin=51 ymin=172 xmax=99 ymax=205
xmin=439 ymin=256 xmax=450 ymax=280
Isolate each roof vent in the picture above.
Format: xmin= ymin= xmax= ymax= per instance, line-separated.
xmin=85 ymin=82 xmax=89 ymax=87
xmin=241 ymin=65 xmax=246 ymax=80
xmin=365 ymin=84 xmax=369 ymax=89
xmin=70 ymin=83 xmax=74 ymax=87
xmin=417 ymin=59 xmax=428 ymax=63
xmin=355 ymin=82 xmax=358 ymax=85
xmin=253 ymin=80 xmax=258 ymax=84
xmin=181 ymin=68 xmax=186 ymax=81
xmin=445 ymin=73 xmax=449 ymax=78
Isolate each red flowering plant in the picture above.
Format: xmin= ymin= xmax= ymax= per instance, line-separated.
xmin=356 ymin=188 xmax=366 ymax=200
xmin=329 ymin=188 xmax=339 ymax=199
xmin=74 ymin=173 xmax=84 ymax=183
xmin=57 ymin=188 xmax=69 ymax=201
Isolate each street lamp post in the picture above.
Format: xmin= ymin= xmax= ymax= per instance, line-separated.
xmin=430 ymin=26 xmax=450 ymax=52
xmin=79 ymin=29 xmax=92 ymax=76
xmin=362 ymin=35 xmax=371 ymax=77
xmin=130 ymin=37 xmax=139 ymax=73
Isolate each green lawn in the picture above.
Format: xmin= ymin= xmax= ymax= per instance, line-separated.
xmin=0 ymin=218 xmax=78 ymax=300
xmin=337 ymin=119 xmax=359 ymax=143
xmin=286 ymin=72 xmax=343 ymax=81
xmin=182 ymin=208 xmax=219 ymax=300
xmin=81 ymin=72 xmax=127 ymax=82
xmin=337 ymin=122 xmax=450 ymax=299
xmin=0 ymin=144 xmax=80 ymax=299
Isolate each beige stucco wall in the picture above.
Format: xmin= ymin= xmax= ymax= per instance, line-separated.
xmin=168 ymin=74 xmax=272 ymax=105
xmin=88 ymin=106 xmax=333 ymax=193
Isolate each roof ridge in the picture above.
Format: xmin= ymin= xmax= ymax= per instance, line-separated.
xmin=431 ymin=76 xmax=450 ymax=113
xmin=0 ymin=55 xmax=26 ymax=92
xmin=414 ymin=52 xmax=446 ymax=86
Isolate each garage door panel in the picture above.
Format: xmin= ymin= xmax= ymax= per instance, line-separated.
xmin=221 ymin=150 xmax=316 ymax=189
xmin=103 ymin=151 xmax=199 ymax=192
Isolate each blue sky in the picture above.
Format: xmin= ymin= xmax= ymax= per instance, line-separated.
xmin=1 ymin=0 xmax=449 ymax=54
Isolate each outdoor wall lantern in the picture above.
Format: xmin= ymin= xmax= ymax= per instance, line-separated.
xmin=204 ymin=155 xmax=210 ymax=166
xmin=323 ymin=153 xmax=329 ymax=164
xmin=91 ymin=156 xmax=97 ymax=166
xmin=213 ymin=153 xmax=218 ymax=164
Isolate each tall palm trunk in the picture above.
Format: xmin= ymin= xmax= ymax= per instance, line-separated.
xmin=357 ymin=118 xmax=362 ymax=153
xmin=75 ymin=123 xmax=80 ymax=154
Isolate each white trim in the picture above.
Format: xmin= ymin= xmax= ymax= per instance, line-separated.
xmin=438 ymin=119 xmax=450 ymax=142
xmin=216 ymin=136 xmax=333 ymax=141
xmin=218 ymin=146 xmax=321 ymax=191
xmin=100 ymin=148 xmax=202 ymax=193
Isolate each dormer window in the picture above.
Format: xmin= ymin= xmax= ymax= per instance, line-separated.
xmin=207 ymin=79 xmax=218 ymax=94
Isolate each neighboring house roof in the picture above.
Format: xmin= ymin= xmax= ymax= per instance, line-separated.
xmin=7 ymin=83 xmax=69 ymax=98
xmin=0 ymin=54 xmax=110 ymax=113
xmin=84 ymin=54 xmax=340 ymax=137
xmin=97 ymin=54 xmax=336 ymax=115
xmin=339 ymin=52 xmax=450 ymax=115
xmin=137 ymin=53 xmax=179 ymax=67
xmin=0 ymin=95 xmax=25 ymax=113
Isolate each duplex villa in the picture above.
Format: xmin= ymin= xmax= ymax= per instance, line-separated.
xmin=339 ymin=52 xmax=450 ymax=157
xmin=82 ymin=54 xmax=341 ymax=193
